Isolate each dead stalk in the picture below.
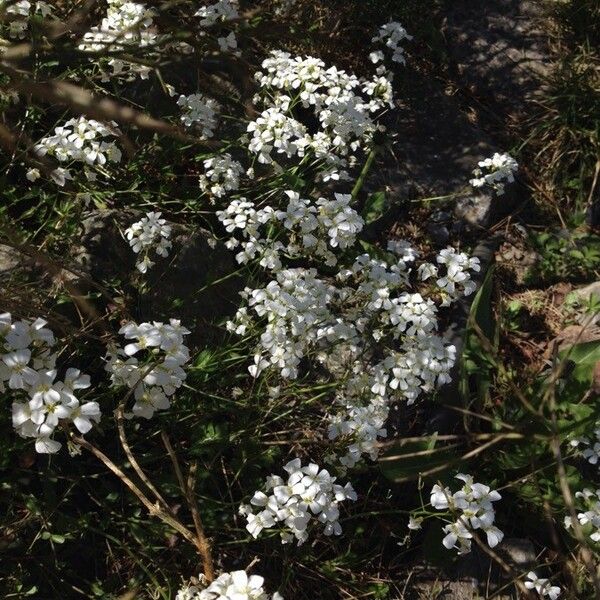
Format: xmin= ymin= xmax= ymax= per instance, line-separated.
xmin=161 ymin=430 xmax=215 ymax=581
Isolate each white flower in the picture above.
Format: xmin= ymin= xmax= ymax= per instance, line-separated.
xmin=430 ymin=484 xmax=451 ymax=510
xmin=372 ymin=21 xmax=412 ymax=64
xmin=177 ymin=93 xmax=220 ymax=138
xmin=68 ymin=401 xmax=101 ymax=434
xmin=26 ymin=167 xmax=41 ymax=182
xmin=442 ymin=519 xmax=473 ymax=553
xmin=435 ymin=247 xmax=480 ymax=305
xmin=35 ymin=436 xmax=62 ymax=454
xmin=571 ymin=424 xmax=600 ymax=467
xmin=1 ymin=316 xmax=96 ymax=454
xmin=484 ymin=525 xmax=504 ymax=548
xmin=178 ymin=566 xmax=282 ymax=600
xmin=525 ymin=572 xmax=561 ymax=599
xmin=50 ymin=167 xmax=73 ymax=186
xmin=567 ymin=488 xmax=600 ymax=544
xmin=430 ymin=475 xmax=503 ymax=555
xmin=2 ymin=349 xmax=38 ymax=389
xmin=243 ymin=459 xmax=356 ymax=545
xmin=28 ymin=369 xmax=61 ymax=407
xmin=194 ymin=0 xmax=238 ymax=27
xmin=34 ymin=117 xmax=121 ymax=183
xmin=199 ymin=154 xmax=244 ymax=198
xmin=79 ymin=0 xmax=157 ymax=79
xmin=125 ymin=212 xmax=172 ymax=273
xmin=469 ymin=152 xmax=518 ymax=196
xmin=106 ymin=320 xmax=190 ymax=419
xmin=218 ymin=31 xmax=238 ymax=53
xmin=252 ymin=50 xmax=392 ymax=174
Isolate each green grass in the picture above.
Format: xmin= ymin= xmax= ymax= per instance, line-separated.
xmin=526 ymin=0 xmax=600 ymax=215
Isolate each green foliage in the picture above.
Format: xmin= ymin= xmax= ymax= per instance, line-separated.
xmin=460 ymin=266 xmax=497 ymax=409
xmin=1 ymin=0 xmax=598 ymax=597
xmin=379 ymin=434 xmax=462 ymax=483
xmin=526 ymin=229 xmax=600 ymax=284
xmin=527 ymin=3 xmax=600 ymax=212
xmin=361 ymin=191 xmax=387 ymax=226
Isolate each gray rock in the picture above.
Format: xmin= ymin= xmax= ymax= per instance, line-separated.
xmin=427 ymin=223 xmax=451 ymax=246
xmin=454 ymin=183 xmax=523 ymax=230
xmin=72 ymin=210 xmax=243 ymax=345
xmin=572 ymin=282 xmax=600 ymax=305
xmin=0 ymin=244 xmax=21 ymax=273
xmin=73 ymin=209 xmax=137 ymax=282
xmin=413 ymin=578 xmax=480 ymax=600
xmin=497 ymin=538 xmax=536 ymax=570
xmin=453 ymin=538 xmax=536 ymax=586
xmin=386 ymin=73 xmax=498 ymax=198
xmin=561 ymin=282 xmax=600 ymax=326
xmin=412 ymin=571 xmax=518 ymax=599
xmin=143 ymin=227 xmax=243 ymax=345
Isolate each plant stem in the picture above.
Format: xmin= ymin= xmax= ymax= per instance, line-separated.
xmin=161 ymin=431 xmax=215 ymax=581
xmin=351 ymin=146 xmax=378 ymax=200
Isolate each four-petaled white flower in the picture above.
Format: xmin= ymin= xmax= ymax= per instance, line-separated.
xmin=525 ymin=572 xmax=561 ymax=599
xmin=430 ymin=474 xmax=503 ymax=555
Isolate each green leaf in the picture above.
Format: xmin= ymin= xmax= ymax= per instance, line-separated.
xmin=560 ymin=340 xmax=600 ymax=387
xmin=361 ymin=191 xmax=386 ymax=225
xmin=560 ymin=340 xmax=600 ymax=365
xmin=281 ymin=171 xmax=307 ymax=191
xmin=459 ymin=266 xmax=496 ymax=407
xmin=379 ymin=435 xmax=461 ymax=482
xmin=469 ymin=265 xmax=496 ymax=344
xmin=358 ymin=240 xmax=391 ymax=261
xmin=495 ymin=439 xmax=548 ymax=471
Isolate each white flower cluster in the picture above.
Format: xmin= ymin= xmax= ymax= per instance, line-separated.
xmin=327 ymin=399 xmax=388 ymax=469
xmin=371 ymin=21 xmax=412 ymax=64
xmin=1 ymin=313 xmax=100 ymax=454
xmin=79 ymin=0 xmax=157 ymax=79
xmin=223 ymin=232 xmax=481 ymax=467
xmin=470 ymin=152 xmax=518 ymax=196
xmin=235 ymin=267 xmax=341 ymax=378
xmin=125 ymin=211 xmax=172 ymax=273
xmin=247 ymin=107 xmax=308 ymax=167
xmin=418 ymin=247 xmax=481 ymax=306
xmin=177 ymin=94 xmax=220 ymax=138
xmin=194 ymin=0 xmax=239 ymax=53
xmin=525 ymin=572 xmax=561 ymax=600
xmin=176 ymin=570 xmax=282 ymax=600
xmin=105 ymin=320 xmax=190 ymax=419
xmin=33 ymin=117 xmax=122 ymax=184
xmin=570 ymin=422 xmax=600 ymax=467
xmin=217 ymin=190 xmax=363 ymax=270
xmin=3 ymin=0 xmax=53 ymax=39
xmin=240 ymin=459 xmax=357 ymax=545
xmin=199 ymin=154 xmax=245 ymax=198
xmin=430 ymin=474 xmax=503 ymax=554
xmin=564 ymin=488 xmax=600 ymax=543
xmin=273 ymin=0 xmax=296 ymax=16
xmin=369 ymin=337 xmax=457 ymax=403
xmin=249 ymin=51 xmax=393 ymax=180
xmin=324 ymin=337 xmax=455 ymax=469
xmin=194 ymin=0 xmax=238 ymax=27
xmin=217 ymin=199 xmax=278 ymax=269
xmin=278 ymin=191 xmax=364 ymax=259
